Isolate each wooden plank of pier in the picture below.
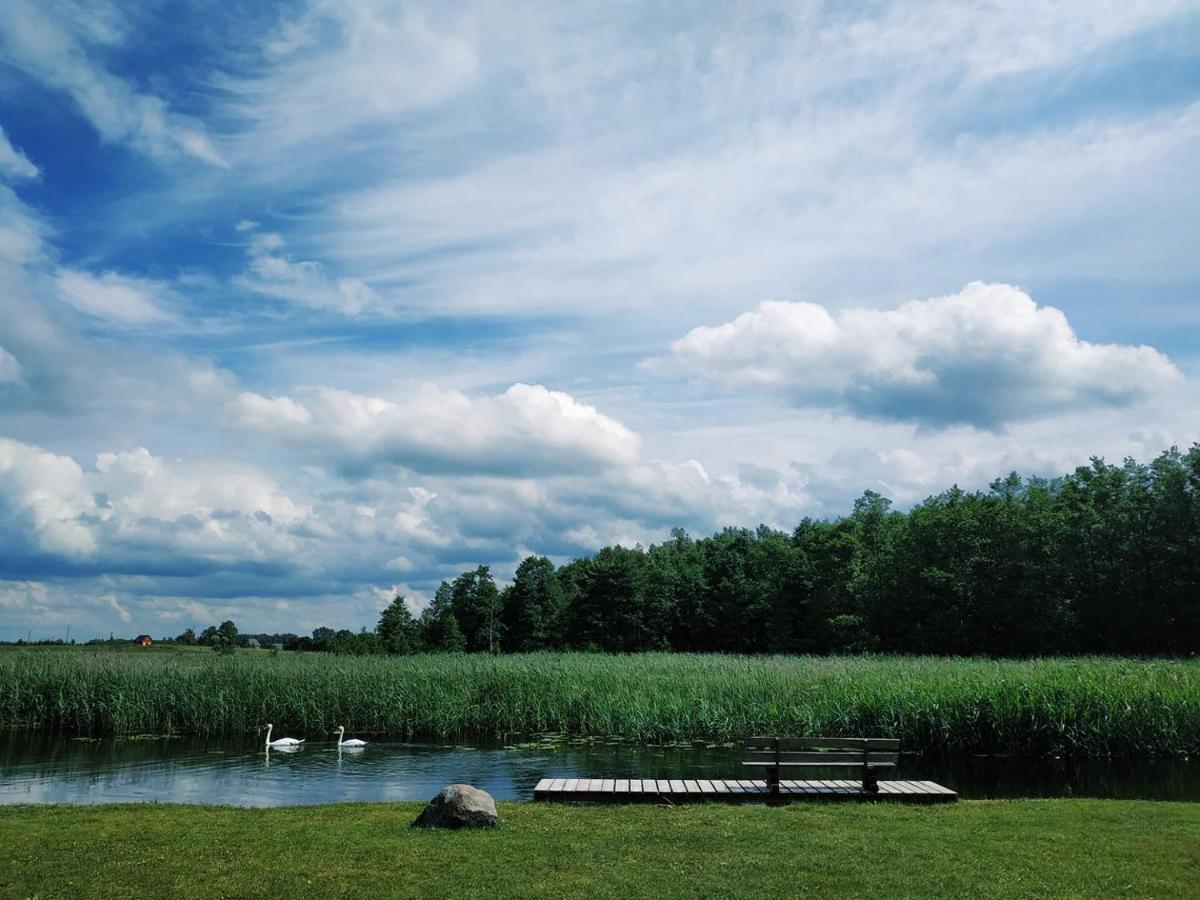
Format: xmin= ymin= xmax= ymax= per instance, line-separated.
xmin=534 ymin=778 xmax=956 ymax=803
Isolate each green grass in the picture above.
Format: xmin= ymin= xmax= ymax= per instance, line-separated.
xmin=2 ymin=648 xmax=1198 ymax=757
xmin=1 ymin=800 xmax=1197 ymax=899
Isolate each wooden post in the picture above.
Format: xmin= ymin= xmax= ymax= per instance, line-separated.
xmin=768 ymin=737 xmax=780 ymax=795
xmin=862 ymin=753 xmax=879 ymax=793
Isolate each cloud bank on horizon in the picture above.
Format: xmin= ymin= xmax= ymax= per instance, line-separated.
xmin=0 ymin=0 xmax=1196 ymax=639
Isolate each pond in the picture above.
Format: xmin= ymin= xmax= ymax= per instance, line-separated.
xmin=1 ymin=735 xmax=1196 ymax=806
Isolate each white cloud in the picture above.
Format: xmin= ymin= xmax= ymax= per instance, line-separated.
xmin=1 ymin=1 xmax=1198 ymax=640
xmin=0 ymin=438 xmax=97 ymax=557
xmin=0 ymin=580 xmax=51 ymax=612
xmin=231 ymin=382 xmax=640 ymax=476
xmin=224 ymin=1 xmax=478 ymax=155
xmin=305 ymin=100 xmax=1199 ymax=326
xmin=232 ymin=391 xmax=312 ymax=429
xmin=811 ymin=0 xmax=1189 ymax=85
xmin=54 ymin=269 xmax=175 ymax=326
xmin=0 ymin=434 xmax=326 ymax=565
xmin=0 ymin=125 xmax=38 ymax=180
xmin=0 ymin=346 xmax=23 ymax=384
xmin=103 ymin=593 xmax=132 ymax=624
xmin=373 ymin=583 xmax=431 ymax=616
xmin=0 ymin=184 xmax=44 ymax=266
xmin=0 ymin=0 xmax=224 ymax=166
xmin=664 ymin=283 xmax=1181 ymax=428
xmin=212 ymin=0 xmax=1197 ymax=328
xmin=93 ymin=447 xmax=310 ymax=527
xmin=235 ymin=228 xmax=378 ymax=315
xmin=0 ymin=175 xmax=238 ymax=451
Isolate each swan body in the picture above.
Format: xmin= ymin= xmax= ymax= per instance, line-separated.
xmin=335 ymin=726 xmax=367 ymax=748
xmin=264 ymin=723 xmax=304 ymax=748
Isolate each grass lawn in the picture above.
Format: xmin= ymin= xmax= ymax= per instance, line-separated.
xmin=1 ymin=799 xmax=1197 ymax=898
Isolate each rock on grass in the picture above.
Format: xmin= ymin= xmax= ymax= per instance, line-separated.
xmin=412 ymin=784 xmax=499 ymax=829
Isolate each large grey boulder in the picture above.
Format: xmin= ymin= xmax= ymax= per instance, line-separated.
xmin=411 ymin=784 xmax=499 ymax=829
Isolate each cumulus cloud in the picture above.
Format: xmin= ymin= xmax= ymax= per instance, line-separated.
xmin=372 ymin=584 xmax=432 ymax=616
xmin=0 ymin=125 xmax=38 ymax=180
xmin=1 ymin=1 xmax=1197 ymax=640
xmin=93 ymin=448 xmax=310 ymax=527
xmin=230 ymin=382 xmax=640 ymax=476
xmin=0 ymin=1 xmax=224 ymax=165
xmin=0 ymin=438 xmax=97 ymax=558
xmin=665 ymin=283 xmax=1181 ymax=428
xmin=0 ymin=438 xmax=320 ymax=579
xmin=54 ymin=269 xmax=175 ymax=326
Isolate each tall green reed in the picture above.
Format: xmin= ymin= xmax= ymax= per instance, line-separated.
xmin=0 ymin=649 xmax=1196 ymax=757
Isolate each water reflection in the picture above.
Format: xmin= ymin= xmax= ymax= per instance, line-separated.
xmin=0 ymin=735 xmax=1195 ymax=806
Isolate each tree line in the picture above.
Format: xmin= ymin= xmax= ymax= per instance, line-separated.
xmin=172 ymin=447 xmax=1198 ymax=657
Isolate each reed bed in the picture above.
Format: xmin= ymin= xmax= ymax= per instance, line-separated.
xmin=1 ymin=649 xmax=1196 ymax=757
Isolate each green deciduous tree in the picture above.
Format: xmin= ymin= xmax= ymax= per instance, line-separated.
xmin=501 ymin=556 xmax=565 ymax=651
xmin=420 ymin=583 xmax=467 ymax=652
xmin=448 ymin=566 xmax=503 ymax=653
xmin=377 ymin=595 xmax=420 ymax=655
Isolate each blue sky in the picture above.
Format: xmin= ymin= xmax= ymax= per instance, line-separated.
xmin=0 ymin=0 xmax=1197 ymax=639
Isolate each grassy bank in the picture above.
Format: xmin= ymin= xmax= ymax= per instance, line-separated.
xmin=1 ymin=800 xmax=1197 ymax=899
xmin=2 ymin=649 xmax=1198 ymax=757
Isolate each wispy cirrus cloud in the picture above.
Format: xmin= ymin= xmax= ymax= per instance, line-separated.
xmin=222 ymin=1 xmax=479 ymax=155
xmin=0 ymin=348 xmax=23 ymax=385
xmin=54 ymin=269 xmax=177 ymax=326
xmin=0 ymin=0 xmax=1198 ymax=639
xmin=233 ymin=226 xmax=379 ymax=316
xmin=0 ymin=125 xmax=38 ymax=180
xmin=0 ymin=0 xmax=225 ymax=166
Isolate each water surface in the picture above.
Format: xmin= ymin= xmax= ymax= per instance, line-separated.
xmin=1 ymin=735 xmax=1196 ymax=806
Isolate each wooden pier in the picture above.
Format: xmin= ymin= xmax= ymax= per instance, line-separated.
xmin=533 ymin=778 xmax=956 ymax=803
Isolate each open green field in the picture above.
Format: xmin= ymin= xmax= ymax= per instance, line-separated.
xmin=1 ymin=799 xmax=1197 ymax=899
xmin=2 ymin=648 xmax=1197 ymax=757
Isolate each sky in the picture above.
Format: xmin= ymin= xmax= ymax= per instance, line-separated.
xmin=0 ymin=0 xmax=1197 ymax=640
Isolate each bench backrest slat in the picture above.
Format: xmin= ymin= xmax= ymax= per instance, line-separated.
xmin=744 ymin=736 xmax=900 ymax=752
xmin=743 ymin=750 xmax=899 ymax=765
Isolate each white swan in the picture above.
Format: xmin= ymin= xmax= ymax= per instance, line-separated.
xmin=264 ymin=723 xmax=304 ymax=748
xmin=335 ymin=725 xmax=367 ymax=748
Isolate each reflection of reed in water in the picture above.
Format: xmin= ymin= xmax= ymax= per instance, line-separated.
xmin=0 ymin=734 xmax=252 ymax=783
xmin=1 ymin=734 xmax=1199 ymax=806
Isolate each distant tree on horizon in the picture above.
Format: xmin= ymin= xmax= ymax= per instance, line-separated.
xmin=448 ymin=566 xmax=502 ymax=653
xmin=377 ymin=595 xmax=420 ymax=655
xmin=501 ymin=556 xmax=565 ymax=652
xmin=163 ymin=444 xmax=1200 ymax=659
xmin=420 ymin=583 xmax=467 ymax=652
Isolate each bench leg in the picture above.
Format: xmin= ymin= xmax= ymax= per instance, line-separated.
xmin=767 ymin=766 xmax=780 ymax=795
xmin=862 ymin=766 xmax=879 ymax=794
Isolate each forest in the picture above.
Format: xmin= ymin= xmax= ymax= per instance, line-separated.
xmin=178 ymin=447 xmax=1198 ymax=658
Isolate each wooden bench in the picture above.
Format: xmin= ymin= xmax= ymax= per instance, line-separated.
xmin=743 ymin=736 xmax=900 ymax=794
